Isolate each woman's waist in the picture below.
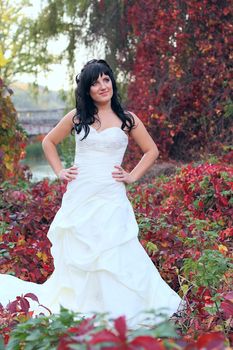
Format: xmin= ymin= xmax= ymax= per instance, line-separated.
xmin=66 ymin=167 xmax=126 ymax=193
xmin=74 ymin=165 xmax=118 ymax=180
xmin=74 ymin=155 xmax=123 ymax=169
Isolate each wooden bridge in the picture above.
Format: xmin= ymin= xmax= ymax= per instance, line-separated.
xmin=17 ymin=108 xmax=68 ymax=135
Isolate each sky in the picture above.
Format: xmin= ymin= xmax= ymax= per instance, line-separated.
xmin=15 ymin=0 xmax=104 ymax=91
xmin=16 ymin=39 xmax=90 ymax=91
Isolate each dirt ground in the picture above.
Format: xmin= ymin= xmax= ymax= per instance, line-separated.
xmin=139 ymin=160 xmax=185 ymax=183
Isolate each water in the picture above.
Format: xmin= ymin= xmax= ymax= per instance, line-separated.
xmin=30 ymin=161 xmax=57 ymax=182
xmin=22 ymin=140 xmax=68 ymax=182
xmin=23 ymin=158 xmax=57 ymax=182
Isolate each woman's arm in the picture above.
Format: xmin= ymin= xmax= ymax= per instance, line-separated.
xmin=129 ymin=113 xmax=159 ymax=182
xmin=42 ymin=109 xmax=78 ymax=181
xmin=112 ymin=113 xmax=159 ymax=184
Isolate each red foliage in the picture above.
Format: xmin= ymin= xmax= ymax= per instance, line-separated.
xmin=58 ymin=315 xmax=166 ymax=349
xmin=123 ymin=0 xmax=233 ymax=161
xmin=196 ymin=332 xmax=226 ymax=350
xmin=0 ymin=79 xmax=29 ymax=182
xmin=0 ymin=160 xmax=232 ymax=344
xmin=0 ymin=294 xmax=38 ymax=345
xmin=58 ymin=314 xmax=229 ymax=349
xmin=57 ymin=316 xmax=96 ymax=349
xmin=220 ymin=291 xmax=233 ymax=319
xmin=0 ymin=179 xmax=66 ymax=282
xmin=0 ymin=299 xmax=230 ymax=349
xmin=129 ymin=161 xmax=232 ymax=269
xmin=128 ymin=160 xmax=233 ymax=337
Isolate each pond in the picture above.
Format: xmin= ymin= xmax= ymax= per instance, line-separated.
xmin=22 ymin=158 xmax=57 ymax=182
xmin=22 ymin=141 xmax=60 ymax=182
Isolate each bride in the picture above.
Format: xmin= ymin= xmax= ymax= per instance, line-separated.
xmin=0 ymin=59 xmax=184 ymax=327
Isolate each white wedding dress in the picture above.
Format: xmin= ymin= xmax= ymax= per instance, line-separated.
xmin=0 ymin=125 xmax=184 ymax=327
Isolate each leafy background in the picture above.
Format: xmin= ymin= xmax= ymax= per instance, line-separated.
xmin=0 ymin=0 xmax=232 ymax=348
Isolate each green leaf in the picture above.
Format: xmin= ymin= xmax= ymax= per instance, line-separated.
xmin=0 ymin=337 xmax=5 ymax=350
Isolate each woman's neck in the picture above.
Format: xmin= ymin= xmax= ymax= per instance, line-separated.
xmin=95 ymin=101 xmax=112 ymax=114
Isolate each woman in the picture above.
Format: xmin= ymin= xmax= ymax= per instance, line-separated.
xmin=0 ymin=59 xmax=184 ymax=327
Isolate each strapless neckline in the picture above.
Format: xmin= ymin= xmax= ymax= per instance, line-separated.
xmin=89 ymin=125 xmax=128 ymax=139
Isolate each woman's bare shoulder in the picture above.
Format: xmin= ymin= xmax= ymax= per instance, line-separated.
xmin=57 ymin=109 xmax=79 ymax=129
xmin=63 ymin=108 xmax=77 ymax=122
xmin=43 ymin=109 xmax=77 ymax=145
xmin=125 ymin=110 xmax=141 ymax=127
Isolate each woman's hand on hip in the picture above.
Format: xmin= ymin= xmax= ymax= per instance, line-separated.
xmin=58 ymin=165 xmax=78 ymax=182
xmin=112 ymin=165 xmax=135 ymax=184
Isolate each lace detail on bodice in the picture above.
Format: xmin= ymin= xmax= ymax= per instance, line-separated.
xmin=74 ymin=126 xmax=128 ymax=160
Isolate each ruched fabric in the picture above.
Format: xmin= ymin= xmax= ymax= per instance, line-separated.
xmin=0 ymin=126 xmax=185 ymax=327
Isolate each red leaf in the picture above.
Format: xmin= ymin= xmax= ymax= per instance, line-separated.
xmin=24 ymin=293 xmax=39 ymax=303
xmin=57 ymin=337 xmax=73 ymax=350
xmin=114 ymin=316 xmax=127 ymax=341
xmin=67 ymin=317 xmax=95 ymax=335
xmin=220 ymin=300 xmax=233 ymax=318
xmin=222 ymin=291 xmax=233 ymax=302
xmin=219 ymin=195 xmax=228 ymax=206
xmin=7 ymin=300 xmax=18 ymax=313
xmin=3 ymin=333 xmax=10 ymax=345
xmin=196 ymin=332 xmax=226 ymax=350
xmin=89 ymin=330 xmax=121 ymax=345
xmin=130 ymin=336 xmax=164 ymax=350
xmin=19 ymin=297 xmax=30 ymax=312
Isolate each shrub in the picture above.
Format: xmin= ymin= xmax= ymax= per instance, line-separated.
xmin=0 ymin=299 xmax=231 ymax=349
xmin=0 ymin=157 xmax=232 ymax=344
xmin=128 ymin=159 xmax=233 ymax=337
xmin=0 ymin=79 xmax=28 ymax=183
xmin=0 ymin=179 xmax=66 ymax=282
xmin=124 ymin=1 xmax=233 ymax=161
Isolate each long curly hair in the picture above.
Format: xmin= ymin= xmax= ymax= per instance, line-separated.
xmin=73 ymin=59 xmax=135 ymax=140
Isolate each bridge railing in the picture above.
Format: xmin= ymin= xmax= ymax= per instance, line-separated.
xmin=17 ymin=108 xmax=67 ymax=121
xmin=17 ymin=108 xmax=69 ymax=135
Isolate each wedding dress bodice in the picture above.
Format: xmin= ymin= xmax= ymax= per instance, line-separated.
xmin=73 ymin=126 xmax=128 ymax=183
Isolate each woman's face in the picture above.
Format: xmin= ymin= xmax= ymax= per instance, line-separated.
xmin=89 ymin=73 xmax=113 ymax=105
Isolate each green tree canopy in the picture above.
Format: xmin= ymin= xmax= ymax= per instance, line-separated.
xmin=0 ymin=0 xmax=57 ymax=84
xmin=32 ymin=1 xmax=133 ymax=79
